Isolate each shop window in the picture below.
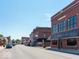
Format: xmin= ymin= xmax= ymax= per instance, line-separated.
xmin=52 ymin=40 xmax=57 ymax=45
xmin=67 ymin=39 xmax=77 ymax=46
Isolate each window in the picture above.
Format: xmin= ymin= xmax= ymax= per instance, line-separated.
xmin=52 ymin=24 xmax=58 ymax=34
xmin=67 ymin=39 xmax=77 ymax=46
xmin=52 ymin=40 xmax=57 ymax=45
xmin=68 ymin=16 xmax=77 ymax=30
xmin=58 ymin=21 xmax=66 ymax=32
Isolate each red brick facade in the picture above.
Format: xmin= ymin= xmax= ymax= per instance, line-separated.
xmin=77 ymin=39 xmax=79 ymax=49
xmin=30 ymin=27 xmax=51 ymax=39
xmin=0 ymin=36 xmax=11 ymax=46
xmin=61 ymin=40 xmax=67 ymax=49
xmin=30 ymin=27 xmax=51 ymax=46
xmin=51 ymin=0 xmax=79 ymax=49
xmin=51 ymin=1 xmax=79 ymax=29
xmin=21 ymin=37 xmax=30 ymax=46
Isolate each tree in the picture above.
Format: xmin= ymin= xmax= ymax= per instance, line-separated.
xmin=16 ymin=39 xmax=21 ymax=44
xmin=0 ymin=34 xmax=3 ymax=37
xmin=12 ymin=39 xmax=16 ymax=43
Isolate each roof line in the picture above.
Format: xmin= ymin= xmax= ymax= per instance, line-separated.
xmin=51 ymin=0 xmax=79 ymax=19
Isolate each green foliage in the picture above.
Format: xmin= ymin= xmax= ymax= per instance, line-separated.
xmin=0 ymin=34 xmax=3 ymax=37
xmin=12 ymin=39 xmax=16 ymax=43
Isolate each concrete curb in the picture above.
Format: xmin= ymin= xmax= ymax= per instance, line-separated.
xmin=46 ymin=47 xmax=79 ymax=55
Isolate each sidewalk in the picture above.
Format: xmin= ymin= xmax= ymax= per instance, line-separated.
xmin=46 ymin=47 xmax=79 ymax=55
xmin=32 ymin=46 xmax=79 ymax=59
xmin=0 ymin=46 xmax=4 ymax=51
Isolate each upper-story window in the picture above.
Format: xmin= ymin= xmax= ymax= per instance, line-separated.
xmin=52 ymin=24 xmax=58 ymax=34
xmin=68 ymin=16 xmax=77 ymax=30
xmin=58 ymin=21 xmax=66 ymax=32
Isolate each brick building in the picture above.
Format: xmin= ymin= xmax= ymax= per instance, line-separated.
xmin=51 ymin=0 xmax=79 ymax=49
xmin=0 ymin=37 xmax=4 ymax=46
xmin=21 ymin=37 xmax=30 ymax=46
xmin=30 ymin=27 xmax=51 ymax=47
xmin=0 ymin=36 xmax=11 ymax=46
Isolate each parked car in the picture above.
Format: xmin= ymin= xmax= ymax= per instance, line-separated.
xmin=6 ymin=43 xmax=12 ymax=48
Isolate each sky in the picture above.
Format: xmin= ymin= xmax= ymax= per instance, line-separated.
xmin=0 ymin=0 xmax=74 ymax=39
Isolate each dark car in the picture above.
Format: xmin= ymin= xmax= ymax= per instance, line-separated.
xmin=6 ymin=44 xmax=12 ymax=48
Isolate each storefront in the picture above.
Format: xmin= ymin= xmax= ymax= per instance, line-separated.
xmin=51 ymin=0 xmax=79 ymax=49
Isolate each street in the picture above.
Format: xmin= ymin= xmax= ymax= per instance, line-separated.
xmin=0 ymin=45 xmax=79 ymax=59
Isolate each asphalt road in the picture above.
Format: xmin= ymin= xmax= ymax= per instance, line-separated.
xmin=0 ymin=45 xmax=79 ymax=59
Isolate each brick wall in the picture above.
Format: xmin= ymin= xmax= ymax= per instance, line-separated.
xmin=62 ymin=39 xmax=67 ymax=49
xmin=31 ymin=27 xmax=51 ymax=39
xmin=76 ymin=39 xmax=79 ymax=49
xmin=51 ymin=1 xmax=79 ymax=29
xmin=50 ymin=40 xmax=57 ymax=48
